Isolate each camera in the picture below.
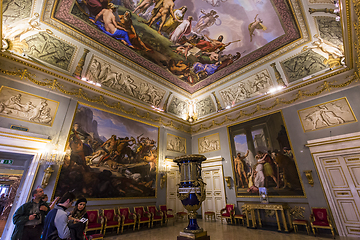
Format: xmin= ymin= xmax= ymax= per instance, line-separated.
xmin=34 ymin=213 xmax=40 ymax=220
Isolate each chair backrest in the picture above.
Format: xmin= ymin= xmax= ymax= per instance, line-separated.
xmin=226 ymin=204 xmax=234 ymax=214
xmin=147 ymin=206 xmax=157 ymax=215
xmin=312 ymin=208 xmax=329 ymax=222
xmin=119 ymin=207 xmax=130 ymax=219
xmin=103 ymin=209 xmax=116 ymax=221
xmin=159 ymin=205 xmax=167 ymax=212
xmin=87 ymin=210 xmax=99 ymax=224
xmin=134 ymin=206 xmax=145 ymax=217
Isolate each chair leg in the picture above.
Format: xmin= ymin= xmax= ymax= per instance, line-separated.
xmin=133 ymin=224 xmax=136 ymax=231
xmin=294 ymin=225 xmax=297 ymax=233
xmin=103 ymin=228 xmax=106 ymax=236
xmin=117 ymin=226 xmax=120 ymax=234
xmin=138 ymin=222 xmax=140 ymax=230
xmin=312 ymin=227 xmax=316 ymax=236
xmin=306 ymin=225 xmax=310 ymax=235
xmin=148 ymin=222 xmax=150 ymax=228
xmin=331 ymin=228 xmax=335 ymax=238
xmin=121 ymin=225 xmax=124 ymax=233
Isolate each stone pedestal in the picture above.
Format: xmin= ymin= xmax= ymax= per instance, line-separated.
xmin=177 ymin=231 xmax=210 ymax=240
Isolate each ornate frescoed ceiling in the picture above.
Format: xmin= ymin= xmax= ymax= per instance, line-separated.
xmin=1 ymin=0 xmax=359 ymax=132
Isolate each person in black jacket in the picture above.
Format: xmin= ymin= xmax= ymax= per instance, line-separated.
xmin=68 ymin=197 xmax=88 ymax=240
xmin=11 ymin=188 xmax=49 ymax=240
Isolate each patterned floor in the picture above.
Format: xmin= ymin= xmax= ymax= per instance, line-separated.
xmin=101 ymin=220 xmax=357 ymax=240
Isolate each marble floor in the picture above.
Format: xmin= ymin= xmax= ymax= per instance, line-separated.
xmin=102 ymin=220 xmax=357 ymax=240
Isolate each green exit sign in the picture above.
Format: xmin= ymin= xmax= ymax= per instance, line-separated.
xmin=0 ymin=159 xmax=13 ymax=165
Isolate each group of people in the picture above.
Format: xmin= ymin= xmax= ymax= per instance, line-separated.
xmin=233 ymin=148 xmax=301 ymax=193
xmin=12 ymin=187 xmax=88 ymax=240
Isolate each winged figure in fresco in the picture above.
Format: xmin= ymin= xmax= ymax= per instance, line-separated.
xmin=248 ymin=14 xmax=267 ymax=42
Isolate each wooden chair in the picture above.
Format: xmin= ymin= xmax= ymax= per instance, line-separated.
xmin=220 ymin=204 xmax=235 ymax=224
xmin=85 ymin=210 xmax=104 ymax=235
xmin=147 ymin=206 xmax=163 ymax=227
xmin=134 ymin=206 xmax=151 ymax=230
xmin=118 ymin=207 xmax=136 ymax=233
xmin=234 ymin=205 xmax=246 ymax=226
xmin=310 ymin=208 xmax=335 ymax=238
xmin=101 ymin=208 xmax=120 ymax=236
xmin=159 ymin=205 xmax=175 ymax=225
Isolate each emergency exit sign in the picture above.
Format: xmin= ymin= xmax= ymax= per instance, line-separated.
xmin=0 ymin=159 xmax=13 ymax=165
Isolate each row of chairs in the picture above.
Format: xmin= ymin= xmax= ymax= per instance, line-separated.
xmin=219 ymin=204 xmax=335 ymax=238
xmin=85 ymin=205 xmax=175 ymax=237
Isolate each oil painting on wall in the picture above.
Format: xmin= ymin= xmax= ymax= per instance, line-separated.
xmin=298 ymin=98 xmax=356 ymax=132
xmin=0 ymin=86 xmax=58 ymax=126
xmin=228 ymin=111 xmax=304 ymax=197
xmin=54 ymin=103 xmax=159 ymax=199
xmin=48 ymin=0 xmax=300 ymax=92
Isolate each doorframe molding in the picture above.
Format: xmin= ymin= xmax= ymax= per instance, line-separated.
xmin=307 ymin=131 xmax=360 ymax=237
xmin=0 ymin=127 xmax=50 ymax=240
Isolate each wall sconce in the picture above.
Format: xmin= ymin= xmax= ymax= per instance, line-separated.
xmin=224 ymin=176 xmax=231 ymax=188
xmin=39 ymin=145 xmax=66 ymax=188
xmin=160 ymin=173 xmax=167 ymax=189
xmin=304 ymin=170 xmax=314 ymax=187
xmin=185 ymin=100 xmax=198 ymax=123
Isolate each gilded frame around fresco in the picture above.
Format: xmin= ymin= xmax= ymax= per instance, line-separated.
xmin=198 ymin=133 xmax=221 ymax=154
xmin=0 ymin=86 xmax=59 ymax=127
xmin=52 ymin=101 xmax=160 ymax=200
xmin=297 ymin=97 xmax=357 ymax=133
xmin=166 ymin=133 xmax=186 ymax=154
xmin=227 ymin=110 xmax=306 ymax=198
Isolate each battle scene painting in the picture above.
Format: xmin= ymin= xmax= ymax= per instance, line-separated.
xmin=50 ymin=0 xmax=300 ymax=92
xmin=54 ymin=103 xmax=159 ymax=199
xmin=228 ymin=112 xmax=304 ymax=197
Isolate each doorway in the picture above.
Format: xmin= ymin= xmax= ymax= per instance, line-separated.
xmin=0 ymin=151 xmax=34 ymax=239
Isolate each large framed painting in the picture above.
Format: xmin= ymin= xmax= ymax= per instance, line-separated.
xmin=228 ymin=111 xmax=305 ymax=197
xmin=298 ymin=97 xmax=357 ymax=132
xmin=53 ymin=103 xmax=159 ymax=199
xmin=0 ymin=86 xmax=59 ymax=126
xmin=43 ymin=0 xmax=301 ymax=93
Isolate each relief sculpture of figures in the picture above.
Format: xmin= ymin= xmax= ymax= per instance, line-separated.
xmin=86 ymin=57 xmax=165 ymax=106
xmin=167 ymin=134 xmax=186 ymax=153
xmin=0 ymin=87 xmax=58 ymax=126
xmin=220 ymin=70 xmax=272 ymax=106
xmin=298 ymin=98 xmax=356 ymax=132
xmin=198 ymin=135 xmax=220 ymax=153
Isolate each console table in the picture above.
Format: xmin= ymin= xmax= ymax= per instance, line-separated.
xmin=242 ymin=203 xmax=293 ymax=232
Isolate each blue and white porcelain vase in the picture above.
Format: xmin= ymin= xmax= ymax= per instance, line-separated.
xmin=174 ymin=154 xmax=206 ymax=233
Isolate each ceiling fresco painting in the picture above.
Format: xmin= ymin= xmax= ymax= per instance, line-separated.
xmin=49 ymin=0 xmax=300 ymax=92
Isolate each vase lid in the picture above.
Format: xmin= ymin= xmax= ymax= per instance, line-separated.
xmin=173 ymin=154 xmax=207 ymax=163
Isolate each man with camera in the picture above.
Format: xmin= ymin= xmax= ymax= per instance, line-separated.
xmin=11 ymin=188 xmax=49 ymax=240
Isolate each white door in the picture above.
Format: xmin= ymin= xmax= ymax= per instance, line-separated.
xmin=308 ymin=132 xmax=360 ymax=237
xmin=166 ymin=170 xmax=186 ymax=213
xmin=201 ymin=167 xmax=226 ymax=220
xmin=318 ymin=154 xmax=360 ymax=237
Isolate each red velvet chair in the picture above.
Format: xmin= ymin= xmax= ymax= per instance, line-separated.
xmin=220 ymin=204 xmax=235 ymax=224
xmin=310 ymin=208 xmax=335 ymax=238
xmin=134 ymin=206 xmax=151 ymax=230
xmin=147 ymin=206 xmax=163 ymax=227
xmin=159 ymin=205 xmax=175 ymax=225
xmin=118 ymin=207 xmax=136 ymax=233
xmin=85 ymin=210 xmax=104 ymax=235
xmin=102 ymin=208 xmax=120 ymax=236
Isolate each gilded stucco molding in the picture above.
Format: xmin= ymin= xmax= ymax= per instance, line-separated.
xmin=0 ymin=64 xmax=191 ymax=133
xmin=354 ymin=0 xmax=360 ymax=78
xmin=191 ymin=73 xmax=359 ymax=133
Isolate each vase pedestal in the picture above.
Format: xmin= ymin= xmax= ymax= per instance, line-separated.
xmin=177 ymin=231 xmax=210 ymax=240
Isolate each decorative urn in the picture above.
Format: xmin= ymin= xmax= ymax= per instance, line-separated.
xmin=174 ymin=154 xmax=206 ymax=233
